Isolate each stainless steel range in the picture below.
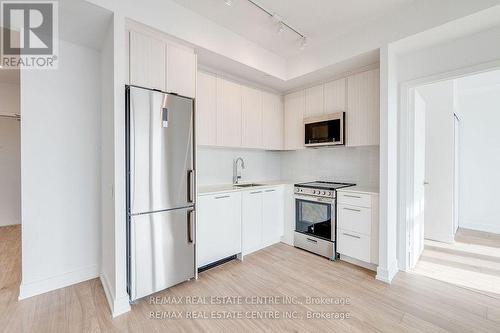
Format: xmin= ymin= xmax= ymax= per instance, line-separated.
xmin=294 ymin=181 xmax=355 ymax=260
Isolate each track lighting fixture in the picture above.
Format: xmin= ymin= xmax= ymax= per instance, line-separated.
xmin=225 ymin=0 xmax=308 ymax=49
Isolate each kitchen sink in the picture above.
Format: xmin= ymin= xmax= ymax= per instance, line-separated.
xmin=233 ymin=183 xmax=264 ymax=188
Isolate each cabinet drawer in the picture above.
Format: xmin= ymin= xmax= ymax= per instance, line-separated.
xmin=338 ymin=229 xmax=370 ymax=263
xmin=337 ymin=192 xmax=371 ymax=208
xmin=294 ymin=232 xmax=334 ymax=259
xmin=337 ymin=204 xmax=371 ymax=235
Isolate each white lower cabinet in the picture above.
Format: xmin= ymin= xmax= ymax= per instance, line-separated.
xmin=338 ymin=229 xmax=371 ymax=263
xmin=197 ymin=185 xmax=285 ymax=267
xmin=242 ymin=190 xmax=263 ymax=255
xmin=241 ymin=186 xmax=285 ymax=256
xmin=197 ymin=192 xmax=242 ymax=268
xmin=262 ymin=187 xmax=284 ymax=247
xmin=337 ymin=190 xmax=379 ymax=266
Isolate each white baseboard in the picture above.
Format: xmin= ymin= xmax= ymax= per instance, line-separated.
xmin=340 ymin=255 xmax=377 ymax=272
xmin=459 ymin=222 xmax=500 ymax=235
xmin=19 ymin=265 xmax=99 ymax=300
xmin=376 ymin=260 xmax=399 ymax=284
xmin=99 ymin=273 xmax=131 ymax=317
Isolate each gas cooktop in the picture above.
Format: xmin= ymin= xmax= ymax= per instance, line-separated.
xmin=294 ymin=181 xmax=356 ymax=191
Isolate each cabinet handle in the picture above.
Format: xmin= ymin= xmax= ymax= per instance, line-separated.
xmin=250 ymin=191 xmax=262 ymax=194
xmin=343 ymin=195 xmax=361 ymax=198
xmin=343 ymin=233 xmax=361 ymax=239
xmin=265 ymin=189 xmax=275 ymax=193
xmin=306 ymin=238 xmax=318 ymax=243
xmin=343 ymin=207 xmax=361 ymax=212
xmin=215 ymin=195 xmax=230 ymax=199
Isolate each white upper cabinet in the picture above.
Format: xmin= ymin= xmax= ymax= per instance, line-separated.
xmin=241 ymin=86 xmax=263 ymax=148
xmin=347 ymin=69 xmax=380 ymax=147
xmin=166 ymin=43 xmax=196 ymax=98
xmin=284 ymin=90 xmax=305 ymax=150
xmin=305 ymin=84 xmax=324 ymax=118
xmin=128 ymin=29 xmax=196 ymax=98
xmin=196 ymin=71 xmax=217 ymax=146
xmin=129 ymin=31 xmax=165 ymax=91
xmin=262 ymin=92 xmax=283 ymax=150
xmin=217 ymin=78 xmax=242 ymax=147
xmin=324 ymin=78 xmax=346 ymax=114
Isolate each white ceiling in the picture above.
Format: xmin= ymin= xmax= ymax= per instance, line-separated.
xmin=171 ymin=0 xmax=414 ymax=59
xmin=59 ymin=0 xmax=112 ymax=50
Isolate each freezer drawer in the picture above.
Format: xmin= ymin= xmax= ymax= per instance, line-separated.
xmin=128 ymin=86 xmax=195 ymax=214
xmin=129 ymin=207 xmax=195 ymax=301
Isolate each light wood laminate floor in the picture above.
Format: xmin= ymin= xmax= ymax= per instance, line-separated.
xmin=413 ymin=228 xmax=500 ymax=299
xmin=1 ymin=225 xmax=499 ymax=332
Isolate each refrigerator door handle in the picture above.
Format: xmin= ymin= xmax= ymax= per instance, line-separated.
xmin=187 ymin=209 xmax=195 ymax=244
xmin=187 ymin=169 xmax=195 ymax=203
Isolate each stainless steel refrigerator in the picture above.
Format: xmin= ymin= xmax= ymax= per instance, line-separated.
xmin=126 ymin=85 xmax=196 ymax=301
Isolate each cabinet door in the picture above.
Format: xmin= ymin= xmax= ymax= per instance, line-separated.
xmin=197 ymin=193 xmax=242 ymax=268
xmin=166 ymin=43 xmax=196 ymax=98
xmin=242 ymin=190 xmax=263 ymax=255
xmin=196 ymin=71 xmax=217 ymax=146
xmin=324 ymin=78 xmax=346 ymax=114
xmin=284 ymin=90 xmax=305 ymax=150
xmin=217 ymin=78 xmax=242 ymax=147
xmin=262 ymin=187 xmax=284 ymax=247
xmin=129 ymin=31 xmax=165 ymax=91
xmin=347 ymin=69 xmax=380 ymax=146
xmin=241 ymin=86 xmax=263 ymax=148
xmin=305 ymin=84 xmax=324 ymax=118
xmin=262 ymin=92 xmax=283 ymax=150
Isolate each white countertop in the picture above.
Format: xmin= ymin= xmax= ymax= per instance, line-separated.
xmin=337 ymin=185 xmax=379 ymax=195
xmin=197 ymin=180 xmax=295 ymax=196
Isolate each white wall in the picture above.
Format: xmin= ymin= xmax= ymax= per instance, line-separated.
xmin=280 ymin=146 xmax=379 ymax=187
xmin=416 ymin=81 xmax=455 ymax=243
xmin=0 ymin=118 xmax=21 ymax=226
xmin=456 ymin=70 xmax=500 ymax=234
xmin=197 ymin=147 xmax=281 ymax=186
xmin=99 ymin=18 xmax=120 ymax=315
xmin=377 ymin=45 xmax=399 ymax=282
xmin=0 ymin=83 xmax=20 ymax=116
xmin=19 ymin=39 xmax=102 ymax=299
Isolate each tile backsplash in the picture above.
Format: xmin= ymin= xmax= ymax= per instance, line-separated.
xmin=197 ymin=146 xmax=379 ymax=188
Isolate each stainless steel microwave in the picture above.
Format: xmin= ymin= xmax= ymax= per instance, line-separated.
xmin=304 ymin=112 xmax=345 ymax=147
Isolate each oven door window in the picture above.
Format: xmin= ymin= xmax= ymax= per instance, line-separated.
xmin=295 ymin=199 xmax=332 ymax=241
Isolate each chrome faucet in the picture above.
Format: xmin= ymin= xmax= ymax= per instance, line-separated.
xmin=233 ymin=157 xmax=245 ymax=184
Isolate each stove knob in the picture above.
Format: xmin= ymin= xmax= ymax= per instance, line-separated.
xmin=322 ymin=191 xmax=326 ymax=195
xmin=328 ymin=191 xmax=332 ymax=196
xmin=312 ymin=190 xmax=316 ymax=194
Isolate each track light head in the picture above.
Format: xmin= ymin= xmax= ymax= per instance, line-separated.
xmin=300 ymin=37 xmax=307 ymax=50
xmin=276 ymin=22 xmax=285 ymax=34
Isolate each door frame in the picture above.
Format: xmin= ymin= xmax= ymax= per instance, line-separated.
xmin=397 ymin=59 xmax=500 ymax=271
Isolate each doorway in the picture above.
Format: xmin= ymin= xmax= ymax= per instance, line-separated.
xmin=0 ymin=69 xmax=21 ymax=227
xmin=402 ymin=68 xmax=500 ymax=296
